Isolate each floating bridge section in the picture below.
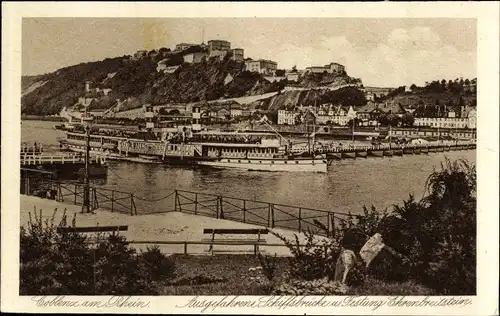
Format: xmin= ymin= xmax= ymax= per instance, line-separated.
xmin=309 ymin=141 xmax=476 ymax=160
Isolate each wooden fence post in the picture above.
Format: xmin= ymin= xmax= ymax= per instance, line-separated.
xmin=174 ymin=190 xmax=178 ymax=212
xmin=243 ymin=200 xmax=246 ymax=223
xmin=57 ymin=183 xmax=63 ymax=202
xmin=219 ymin=196 xmax=224 ymax=219
xmin=267 ymin=204 xmax=272 ymax=228
xmin=331 ymin=214 xmax=336 ymax=238
xmin=327 ymin=213 xmax=331 ymax=237
xmin=298 ymin=208 xmax=302 ymax=233
xmin=194 ymin=193 xmax=198 ymax=215
xmin=215 ymin=197 xmax=219 ymax=219
xmin=74 ymin=183 xmax=77 ymax=205
xmin=130 ymin=193 xmax=134 ymax=216
xmin=271 ymin=205 xmax=275 ymax=228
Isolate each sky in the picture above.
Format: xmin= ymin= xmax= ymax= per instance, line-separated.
xmin=22 ymin=18 xmax=476 ymax=87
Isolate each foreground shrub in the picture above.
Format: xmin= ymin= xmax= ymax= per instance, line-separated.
xmin=139 ymin=245 xmax=176 ymax=282
xmin=379 ymin=158 xmax=476 ymax=294
xmin=273 ymin=229 xmax=339 ymax=281
xmin=272 ymin=158 xmax=476 ymax=295
xmin=257 ymin=252 xmax=278 ymax=282
xmin=20 ymin=208 xmax=175 ymax=295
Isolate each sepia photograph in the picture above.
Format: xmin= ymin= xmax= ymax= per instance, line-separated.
xmin=2 ymin=2 xmax=499 ymax=315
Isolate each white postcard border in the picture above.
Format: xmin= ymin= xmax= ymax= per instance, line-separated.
xmin=2 ymin=2 xmax=499 ymax=315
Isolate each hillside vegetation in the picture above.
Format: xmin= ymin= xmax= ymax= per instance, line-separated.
xmin=21 ymin=55 xmax=287 ymax=115
xmin=21 ymin=51 xmax=358 ymax=116
xmin=259 ymin=86 xmax=367 ymax=112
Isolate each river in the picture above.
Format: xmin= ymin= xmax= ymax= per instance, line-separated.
xmin=21 ymin=120 xmax=476 ymax=215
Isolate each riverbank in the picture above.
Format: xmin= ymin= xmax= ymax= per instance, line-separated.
xmin=20 ymin=195 xmax=435 ymax=296
xmin=22 ymin=115 xmax=64 ymax=122
xmin=20 ymin=195 xmax=325 ymax=256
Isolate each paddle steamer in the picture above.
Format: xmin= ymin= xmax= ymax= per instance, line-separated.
xmin=58 ymin=128 xmax=327 ymax=172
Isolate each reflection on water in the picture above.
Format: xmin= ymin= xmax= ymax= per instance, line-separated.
xmin=22 ymin=120 xmax=476 ymax=215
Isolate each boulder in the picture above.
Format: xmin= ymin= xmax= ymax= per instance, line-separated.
xmin=359 ymin=233 xmax=385 ymax=267
xmin=333 ymin=248 xmax=357 ymax=284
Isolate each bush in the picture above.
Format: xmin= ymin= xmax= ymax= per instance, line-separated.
xmin=272 ymin=228 xmax=340 ymax=281
xmin=272 ymin=159 xmax=476 ymax=295
xmin=138 ymin=245 xmax=176 ymax=282
xmin=257 ymin=252 xmax=278 ymax=282
xmin=377 ymin=158 xmax=476 ymax=294
xmin=20 ymin=208 xmax=175 ymax=295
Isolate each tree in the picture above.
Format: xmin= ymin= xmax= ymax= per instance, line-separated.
xmin=440 ymin=79 xmax=447 ymax=90
xmin=291 ymin=65 xmax=298 ymax=73
xmin=401 ymin=113 xmax=414 ymax=127
xmin=385 ymin=159 xmax=476 ymax=295
xmin=266 ymin=111 xmax=278 ymax=124
xmin=275 ymin=69 xmax=286 ymax=77
xmin=159 ymin=47 xmax=171 ymax=54
xmin=410 ymin=84 xmax=417 ymax=92
xmin=378 ymin=114 xmax=400 ymax=127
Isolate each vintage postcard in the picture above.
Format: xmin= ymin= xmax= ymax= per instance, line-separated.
xmin=1 ymin=1 xmax=499 ymax=315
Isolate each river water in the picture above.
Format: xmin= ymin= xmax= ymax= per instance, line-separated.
xmin=21 ymin=120 xmax=476 ymax=215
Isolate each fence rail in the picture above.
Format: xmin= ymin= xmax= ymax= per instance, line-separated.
xmin=173 ymin=189 xmax=351 ymax=237
xmin=127 ymin=240 xmax=319 ymax=256
xmin=20 ymin=153 xmax=108 ymax=166
xmin=21 ymin=176 xmax=352 ymax=237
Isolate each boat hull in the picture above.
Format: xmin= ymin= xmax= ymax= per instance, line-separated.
xmin=195 ymin=158 xmax=328 ymax=173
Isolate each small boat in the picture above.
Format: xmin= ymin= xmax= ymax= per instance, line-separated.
xmin=369 ymin=150 xmax=384 ymax=157
xmin=383 ymin=150 xmax=394 ymax=157
xmin=341 ymin=152 xmax=356 ymax=159
xmin=136 ymin=155 xmax=162 ymax=163
xmin=355 ymin=151 xmax=368 ymax=158
xmin=54 ymin=122 xmax=77 ymax=131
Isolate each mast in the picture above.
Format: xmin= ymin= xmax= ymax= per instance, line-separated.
xmin=389 ymin=124 xmax=392 ymax=149
xmin=312 ymin=120 xmax=316 ymax=155
xmin=437 ymin=105 xmax=440 ymax=142
xmin=259 ymin=115 xmax=288 ymax=144
xmin=351 ymin=116 xmax=355 ymax=143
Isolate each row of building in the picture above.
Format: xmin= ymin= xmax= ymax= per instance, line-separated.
xmin=137 ymin=39 xmax=350 ymax=80
xmin=152 ymin=39 xmax=279 ymax=75
xmin=304 ymin=62 xmax=345 ymax=74
xmin=277 ymin=103 xmax=477 ymax=129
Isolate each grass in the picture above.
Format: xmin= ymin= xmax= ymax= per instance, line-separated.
xmin=159 ymin=254 xmax=434 ymax=296
xmin=161 ymin=254 xmax=288 ymax=295
xmin=349 ymin=277 xmax=435 ymax=296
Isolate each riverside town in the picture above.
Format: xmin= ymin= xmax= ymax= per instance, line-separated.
xmin=19 ymin=17 xmax=477 ymax=298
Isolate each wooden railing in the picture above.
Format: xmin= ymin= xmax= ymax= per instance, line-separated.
xmin=21 ymin=177 xmax=351 ymax=236
xmin=20 ymin=153 xmax=106 ymax=165
xmin=127 ymin=240 xmax=316 ymax=256
xmin=56 ymin=182 xmax=138 ymax=215
xmin=174 ymin=189 xmax=350 ymax=237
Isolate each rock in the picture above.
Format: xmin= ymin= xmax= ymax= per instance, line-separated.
xmin=359 ymin=233 xmax=385 ymax=267
xmin=334 ymin=248 xmax=357 ymax=284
